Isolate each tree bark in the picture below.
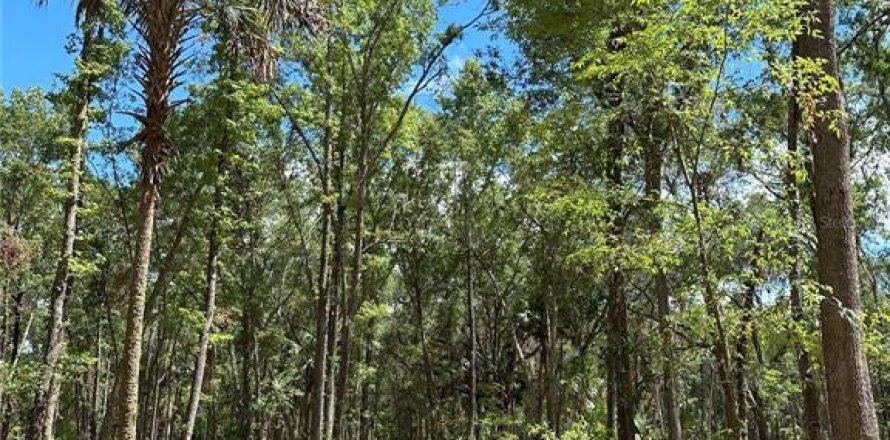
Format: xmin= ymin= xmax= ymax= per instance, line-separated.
xmin=605 ymin=113 xmax=635 ymax=440
xmin=644 ymin=134 xmax=682 ymax=440
xmin=798 ymin=1 xmax=880 ymax=439
xmin=183 ymin=153 xmax=224 ymax=440
xmin=463 ymin=173 xmax=478 ymax=440
xmin=27 ymin=20 xmax=94 ymax=440
xmin=310 ymin=41 xmax=335 ymax=439
xmin=786 ymin=38 xmax=823 ymax=440
xmin=115 ymin=163 xmax=159 ymax=440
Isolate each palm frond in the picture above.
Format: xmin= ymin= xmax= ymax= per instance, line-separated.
xmin=33 ymin=0 xmax=105 ymax=25
xmin=226 ymin=0 xmax=326 ymax=81
xmin=75 ymin=0 xmax=105 ymax=24
xmin=262 ymin=0 xmax=326 ymax=34
xmin=128 ymin=0 xmax=197 ymax=175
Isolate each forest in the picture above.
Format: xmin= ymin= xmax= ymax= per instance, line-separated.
xmin=1 ymin=0 xmax=889 ymax=439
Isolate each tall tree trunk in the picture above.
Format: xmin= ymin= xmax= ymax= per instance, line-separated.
xmin=326 ymin=119 xmax=350 ymax=440
xmin=797 ymin=1 xmax=880 ymax=438
xmin=27 ymin=20 xmax=94 ymax=440
xmin=786 ymin=39 xmax=823 ymax=440
xmin=606 ymin=114 xmax=635 ymax=440
xmin=309 ymin=154 xmax=332 ymax=440
xmin=183 ymin=153 xmax=224 ymax=440
xmin=311 ymin=43 xmax=335 ymax=438
xmin=115 ymin=2 xmax=187 ymax=438
xmin=644 ymin=136 xmax=682 ymax=440
xmin=116 ymin=163 xmax=159 ymax=440
xmin=334 ymin=147 xmax=368 ymax=440
xmin=463 ymin=174 xmax=478 ymax=440
xmin=675 ymin=141 xmax=741 ymax=438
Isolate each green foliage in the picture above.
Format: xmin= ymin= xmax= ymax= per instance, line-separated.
xmin=3 ymin=0 xmax=890 ymax=439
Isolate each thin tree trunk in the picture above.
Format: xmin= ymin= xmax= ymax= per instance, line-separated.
xmin=797 ymin=1 xmax=880 ymax=438
xmin=606 ymin=368 xmax=615 ymax=438
xmin=674 ymin=141 xmax=741 ymax=438
xmin=237 ymin=207 xmax=259 ymax=440
xmin=736 ymin=267 xmax=770 ymax=440
xmin=334 ymin=150 xmax=368 ymax=440
xmin=358 ymin=320 xmax=376 ymax=440
xmin=183 ymin=153 xmax=224 ymax=440
xmin=89 ymin=324 xmax=101 ymax=440
xmin=644 ymin=135 xmax=682 ymax=440
xmin=786 ymin=38 xmax=823 ymax=440
xmin=327 ymin=122 xmax=349 ymax=440
xmin=463 ymin=174 xmax=478 ymax=440
xmin=605 ymin=113 xmax=635 ymax=440
xmin=206 ymin=344 xmax=218 ymax=440
xmin=27 ymin=21 xmax=94 ymax=439
xmin=542 ymin=287 xmax=559 ymax=435
xmin=311 ymin=40 xmax=335 ymax=439
xmin=324 ymin=281 xmax=340 ymax=440
xmin=310 ymin=169 xmax=332 ymax=440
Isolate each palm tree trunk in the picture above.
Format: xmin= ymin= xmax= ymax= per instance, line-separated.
xmin=116 ymin=166 xmax=159 ymax=440
xmin=115 ymin=2 xmax=188 ymax=438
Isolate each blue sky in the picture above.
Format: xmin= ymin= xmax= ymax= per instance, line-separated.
xmin=0 ymin=1 xmax=495 ymax=93
xmin=0 ymin=1 xmax=77 ymax=91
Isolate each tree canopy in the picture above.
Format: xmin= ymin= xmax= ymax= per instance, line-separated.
xmin=1 ymin=0 xmax=889 ymax=439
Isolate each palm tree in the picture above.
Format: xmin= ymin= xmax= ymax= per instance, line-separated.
xmin=28 ymin=2 xmax=321 ymax=438
xmin=103 ymin=2 xmax=321 ymax=439
xmin=107 ymin=2 xmax=195 ymax=438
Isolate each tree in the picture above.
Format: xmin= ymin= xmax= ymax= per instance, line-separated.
xmin=26 ymin=3 xmax=125 ymax=439
xmin=109 ymin=2 xmax=193 ymax=438
xmin=5 ymin=0 xmax=890 ymax=438
xmin=797 ymin=0 xmax=881 ymax=438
